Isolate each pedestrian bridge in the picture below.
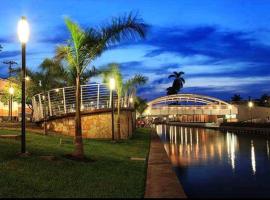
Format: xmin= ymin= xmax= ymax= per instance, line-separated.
xmin=144 ymin=94 xmax=238 ymax=122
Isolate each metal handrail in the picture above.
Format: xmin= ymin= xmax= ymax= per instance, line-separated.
xmin=32 ymin=83 xmax=133 ymax=121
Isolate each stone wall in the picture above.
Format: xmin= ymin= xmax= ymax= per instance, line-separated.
xmin=41 ymin=108 xmax=135 ymax=139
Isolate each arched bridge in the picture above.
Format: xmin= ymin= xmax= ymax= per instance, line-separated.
xmin=144 ymin=94 xmax=238 ymax=122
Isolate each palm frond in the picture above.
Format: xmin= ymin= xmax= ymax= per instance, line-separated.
xmin=100 ymin=12 xmax=147 ymax=48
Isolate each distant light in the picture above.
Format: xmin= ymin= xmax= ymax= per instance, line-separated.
xmin=129 ymin=97 xmax=133 ymax=103
xmin=25 ymin=76 xmax=30 ymax=81
xmin=55 ymin=88 xmax=60 ymax=92
xmin=18 ymin=17 xmax=30 ymax=43
xmin=9 ymin=87 xmax=15 ymax=95
xmin=248 ymin=101 xmax=254 ymax=108
xmin=109 ymin=78 xmax=115 ymax=90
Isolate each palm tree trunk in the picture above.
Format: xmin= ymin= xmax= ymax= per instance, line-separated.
xmin=117 ymin=97 xmax=121 ymax=140
xmin=73 ymin=75 xmax=84 ymax=158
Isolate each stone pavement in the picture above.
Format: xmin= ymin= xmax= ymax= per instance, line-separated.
xmin=144 ymin=131 xmax=187 ymax=198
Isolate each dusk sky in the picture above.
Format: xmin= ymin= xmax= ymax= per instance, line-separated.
xmin=0 ymin=0 xmax=270 ymax=101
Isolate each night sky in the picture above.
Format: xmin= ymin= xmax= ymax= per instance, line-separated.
xmin=0 ymin=0 xmax=270 ymax=101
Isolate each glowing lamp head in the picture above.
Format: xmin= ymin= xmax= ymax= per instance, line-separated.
xmin=18 ymin=17 xmax=30 ymax=43
xmin=109 ymin=78 xmax=115 ymax=90
xmin=248 ymin=101 xmax=254 ymax=108
xmin=25 ymin=76 xmax=30 ymax=81
xmin=9 ymin=87 xmax=15 ymax=95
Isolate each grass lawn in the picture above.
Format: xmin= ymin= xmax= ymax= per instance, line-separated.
xmin=0 ymin=128 xmax=151 ymax=198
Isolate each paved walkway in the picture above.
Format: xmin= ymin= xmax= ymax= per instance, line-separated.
xmin=144 ymin=131 xmax=187 ymax=198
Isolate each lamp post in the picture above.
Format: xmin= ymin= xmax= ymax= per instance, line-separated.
xmin=129 ymin=96 xmax=133 ymax=108
xmin=228 ymin=105 xmax=232 ymax=122
xmin=9 ymin=86 xmax=14 ymax=121
xmin=110 ymin=78 xmax=115 ymax=141
xmin=18 ymin=16 xmax=30 ymax=154
xmin=248 ymin=101 xmax=254 ymax=123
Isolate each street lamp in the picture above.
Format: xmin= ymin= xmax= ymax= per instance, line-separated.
xmin=18 ymin=16 xmax=30 ymax=154
xmin=228 ymin=105 xmax=232 ymax=122
xmin=9 ymin=86 xmax=14 ymax=121
xmin=129 ymin=96 xmax=133 ymax=107
xmin=109 ymin=78 xmax=116 ymax=141
xmin=248 ymin=101 xmax=254 ymax=123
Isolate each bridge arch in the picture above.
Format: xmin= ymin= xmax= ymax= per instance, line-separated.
xmin=145 ymin=94 xmax=238 ymax=123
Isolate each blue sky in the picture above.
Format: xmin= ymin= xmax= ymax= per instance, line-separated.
xmin=0 ymin=0 xmax=270 ymax=101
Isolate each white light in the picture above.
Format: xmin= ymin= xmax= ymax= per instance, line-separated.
xmin=129 ymin=97 xmax=133 ymax=103
xmin=228 ymin=105 xmax=232 ymax=109
xmin=25 ymin=76 xmax=30 ymax=81
xmin=9 ymin=87 xmax=14 ymax=95
xmin=109 ymin=78 xmax=115 ymax=90
xmin=248 ymin=101 xmax=254 ymax=108
xmin=251 ymin=140 xmax=256 ymax=175
xmin=55 ymin=88 xmax=60 ymax=92
xmin=17 ymin=17 xmax=30 ymax=43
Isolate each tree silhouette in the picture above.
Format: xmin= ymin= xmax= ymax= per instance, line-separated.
xmin=231 ymin=94 xmax=242 ymax=102
xmin=166 ymin=71 xmax=185 ymax=95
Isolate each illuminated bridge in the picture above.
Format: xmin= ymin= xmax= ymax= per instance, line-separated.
xmin=145 ymin=94 xmax=238 ymax=123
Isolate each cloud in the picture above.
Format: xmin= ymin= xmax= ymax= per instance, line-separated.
xmin=37 ymin=25 xmax=69 ymax=44
xmin=142 ymin=25 xmax=270 ymax=64
xmin=0 ymin=50 xmax=20 ymax=59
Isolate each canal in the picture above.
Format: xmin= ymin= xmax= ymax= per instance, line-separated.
xmin=156 ymin=125 xmax=270 ymax=198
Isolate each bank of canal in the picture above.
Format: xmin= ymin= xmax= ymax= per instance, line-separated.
xmin=156 ymin=124 xmax=270 ymax=198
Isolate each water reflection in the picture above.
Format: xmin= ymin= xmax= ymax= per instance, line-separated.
xmin=156 ymin=124 xmax=270 ymax=197
xmin=156 ymin=125 xmax=270 ymax=175
xmin=251 ymin=140 xmax=256 ymax=175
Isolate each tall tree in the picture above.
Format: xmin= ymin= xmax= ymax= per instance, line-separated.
xmin=55 ymin=14 xmax=147 ymax=159
xmin=231 ymin=94 xmax=242 ymax=102
xmin=259 ymin=94 xmax=270 ymax=107
xmin=123 ymin=74 xmax=148 ymax=105
xmin=101 ymin=63 xmax=123 ymax=140
xmin=134 ymin=96 xmax=148 ymax=117
xmin=167 ymin=71 xmax=185 ymax=95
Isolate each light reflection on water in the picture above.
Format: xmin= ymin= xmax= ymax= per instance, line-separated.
xmin=156 ymin=125 xmax=270 ymax=198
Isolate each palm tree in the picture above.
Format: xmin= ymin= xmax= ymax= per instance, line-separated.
xmin=167 ymin=71 xmax=185 ymax=95
xmin=231 ymin=94 xmax=242 ymax=102
xmin=55 ymin=14 xmax=147 ymax=159
xmin=101 ymin=63 xmax=123 ymax=140
xmin=134 ymin=96 xmax=148 ymax=117
xmin=166 ymin=86 xmax=177 ymax=95
xmin=259 ymin=94 xmax=270 ymax=107
xmin=123 ymin=74 xmax=148 ymax=106
xmin=27 ymin=59 xmax=67 ymax=133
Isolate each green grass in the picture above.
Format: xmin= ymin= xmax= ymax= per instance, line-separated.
xmin=0 ymin=128 xmax=151 ymax=198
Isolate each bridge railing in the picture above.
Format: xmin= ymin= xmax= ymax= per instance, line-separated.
xmin=32 ymin=83 xmax=133 ymax=121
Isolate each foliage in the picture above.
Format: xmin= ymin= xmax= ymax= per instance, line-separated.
xmin=0 ymin=77 xmax=21 ymax=105
xmin=55 ymin=13 xmax=147 ymax=156
xmin=134 ymin=96 xmax=148 ymax=116
xmin=231 ymin=94 xmax=242 ymax=102
xmin=259 ymin=94 xmax=270 ymax=107
xmin=123 ymin=74 xmax=148 ymax=97
xmin=101 ymin=63 xmax=123 ymax=97
xmin=166 ymin=71 xmax=185 ymax=95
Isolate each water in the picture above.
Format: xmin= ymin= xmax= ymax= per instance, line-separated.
xmin=156 ymin=125 xmax=270 ymax=198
